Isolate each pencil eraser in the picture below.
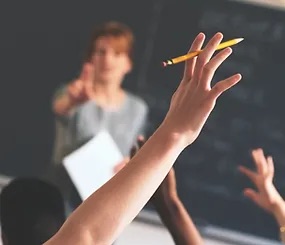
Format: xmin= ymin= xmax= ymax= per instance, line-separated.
xmin=162 ymin=62 xmax=167 ymax=67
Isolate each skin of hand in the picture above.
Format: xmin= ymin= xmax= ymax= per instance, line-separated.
xmin=67 ymin=63 xmax=94 ymax=104
xmin=239 ymin=148 xmax=285 ymax=229
xmin=239 ymin=148 xmax=284 ymax=213
xmin=52 ymin=63 xmax=94 ymax=115
xmin=161 ymin=33 xmax=241 ymax=147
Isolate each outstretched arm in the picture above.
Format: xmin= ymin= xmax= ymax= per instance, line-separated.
xmin=45 ymin=32 xmax=241 ymax=245
xmin=239 ymin=148 xmax=285 ymax=242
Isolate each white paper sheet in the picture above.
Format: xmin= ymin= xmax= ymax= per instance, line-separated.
xmin=63 ymin=130 xmax=123 ymax=200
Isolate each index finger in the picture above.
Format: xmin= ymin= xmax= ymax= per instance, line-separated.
xmin=183 ymin=33 xmax=205 ymax=81
xmin=191 ymin=32 xmax=223 ymax=85
xmin=238 ymin=165 xmax=257 ymax=184
xmin=252 ymin=149 xmax=268 ymax=175
xmin=79 ymin=63 xmax=94 ymax=82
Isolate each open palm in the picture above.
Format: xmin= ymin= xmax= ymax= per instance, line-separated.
xmin=239 ymin=148 xmax=283 ymax=213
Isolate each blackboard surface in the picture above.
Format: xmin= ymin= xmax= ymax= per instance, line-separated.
xmin=1 ymin=0 xmax=285 ymax=240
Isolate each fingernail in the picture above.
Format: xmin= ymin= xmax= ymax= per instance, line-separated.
xmin=224 ymin=47 xmax=232 ymax=53
xmin=216 ymin=32 xmax=223 ymax=38
xmin=197 ymin=32 xmax=205 ymax=38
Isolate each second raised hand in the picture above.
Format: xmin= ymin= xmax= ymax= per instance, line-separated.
xmin=239 ymin=148 xmax=284 ymax=213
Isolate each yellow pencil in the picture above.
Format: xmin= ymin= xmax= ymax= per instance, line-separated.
xmin=162 ymin=38 xmax=244 ymax=67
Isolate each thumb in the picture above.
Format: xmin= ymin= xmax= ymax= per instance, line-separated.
xmin=244 ymin=188 xmax=261 ymax=206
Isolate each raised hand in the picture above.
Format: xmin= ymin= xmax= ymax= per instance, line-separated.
xmin=162 ymin=32 xmax=241 ymax=147
xmin=67 ymin=63 xmax=94 ymax=104
xmin=53 ymin=63 xmax=94 ymax=115
xmin=239 ymin=148 xmax=284 ymax=213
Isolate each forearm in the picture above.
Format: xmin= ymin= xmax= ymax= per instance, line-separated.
xmin=46 ymin=124 xmax=186 ymax=245
xmin=155 ymin=195 xmax=203 ymax=245
xmin=273 ymin=199 xmax=285 ymax=227
xmin=271 ymin=198 xmax=285 ymax=243
xmin=52 ymin=93 xmax=75 ymax=116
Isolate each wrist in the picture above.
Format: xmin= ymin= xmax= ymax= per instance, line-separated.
xmin=165 ymin=193 xmax=180 ymax=206
xmin=153 ymin=193 xmax=180 ymax=210
xmin=158 ymin=121 xmax=190 ymax=150
xmin=272 ymin=198 xmax=285 ymax=226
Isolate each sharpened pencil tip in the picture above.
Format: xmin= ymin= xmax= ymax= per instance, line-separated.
xmin=236 ymin=38 xmax=244 ymax=43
